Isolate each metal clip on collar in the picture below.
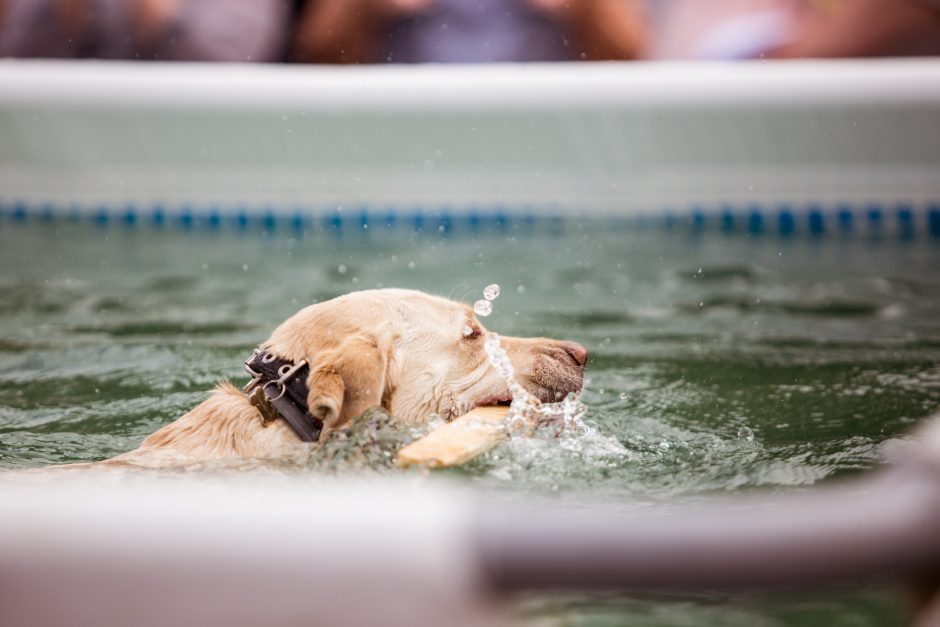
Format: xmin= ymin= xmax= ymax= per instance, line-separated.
xmin=242 ymin=348 xmax=323 ymax=442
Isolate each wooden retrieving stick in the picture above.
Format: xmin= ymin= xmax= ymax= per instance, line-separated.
xmin=397 ymin=405 xmax=511 ymax=468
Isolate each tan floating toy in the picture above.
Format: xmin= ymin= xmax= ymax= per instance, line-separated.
xmin=397 ymin=405 xmax=511 ymax=468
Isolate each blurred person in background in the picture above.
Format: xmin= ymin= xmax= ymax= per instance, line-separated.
xmin=0 ymin=0 xmax=290 ymax=61
xmin=649 ymin=0 xmax=940 ymax=59
xmin=773 ymin=0 xmax=940 ymax=58
xmin=289 ymin=0 xmax=650 ymax=63
xmin=647 ymin=0 xmax=802 ymax=59
xmin=2 ymin=0 xmax=937 ymax=64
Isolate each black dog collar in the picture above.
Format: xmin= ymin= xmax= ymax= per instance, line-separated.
xmin=243 ymin=349 xmax=323 ymax=442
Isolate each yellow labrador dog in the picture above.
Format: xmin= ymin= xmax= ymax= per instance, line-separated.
xmin=85 ymin=289 xmax=587 ymax=469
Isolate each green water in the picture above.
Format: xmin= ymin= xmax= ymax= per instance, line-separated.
xmin=2 ymin=222 xmax=939 ymax=625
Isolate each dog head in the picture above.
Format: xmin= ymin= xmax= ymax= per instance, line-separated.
xmin=263 ymin=289 xmax=587 ymax=428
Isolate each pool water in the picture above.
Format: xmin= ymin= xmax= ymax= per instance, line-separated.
xmin=2 ymin=220 xmax=938 ymax=625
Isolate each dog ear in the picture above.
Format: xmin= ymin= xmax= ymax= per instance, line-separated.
xmin=305 ymin=364 xmax=345 ymax=428
xmin=305 ymin=335 xmax=391 ymax=430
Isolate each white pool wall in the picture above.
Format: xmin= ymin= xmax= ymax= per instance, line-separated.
xmin=0 ymin=59 xmax=939 ymax=230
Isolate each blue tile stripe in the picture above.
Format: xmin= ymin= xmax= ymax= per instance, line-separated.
xmin=0 ymin=201 xmax=562 ymax=236
xmin=1 ymin=200 xmax=939 ymax=239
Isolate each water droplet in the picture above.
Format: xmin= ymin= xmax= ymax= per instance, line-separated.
xmin=463 ymin=325 xmax=473 ymax=337
xmin=483 ymin=283 xmax=500 ymax=300
xmin=618 ymin=392 xmax=628 ymax=400
xmin=337 ymin=264 xmax=347 ymax=275
xmin=242 ymin=264 xmax=249 ymax=271
xmin=407 ymin=261 xmax=416 ymax=269
xmin=738 ymin=426 xmax=755 ymax=441
xmin=516 ymin=285 xmax=525 ymax=294
xmin=474 ymin=299 xmax=493 ymax=316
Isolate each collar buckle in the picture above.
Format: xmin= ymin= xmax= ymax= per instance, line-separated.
xmin=242 ymin=348 xmax=323 ymax=442
xmin=247 ymin=386 xmax=279 ymax=427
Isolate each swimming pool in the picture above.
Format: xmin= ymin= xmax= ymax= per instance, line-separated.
xmin=1 ymin=59 xmax=939 ymax=626
xmin=2 ymin=219 xmax=938 ymax=624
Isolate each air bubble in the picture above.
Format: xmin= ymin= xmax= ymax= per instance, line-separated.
xmin=474 ymin=299 xmax=493 ymax=317
xmin=483 ymin=283 xmax=500 ymax=301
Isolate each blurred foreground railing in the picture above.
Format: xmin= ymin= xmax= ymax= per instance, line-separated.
xmin=1 ymin=415 xmax=939 ymax=627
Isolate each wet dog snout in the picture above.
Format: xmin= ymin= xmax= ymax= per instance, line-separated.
xmin=563 ymin=341 xmax=588 ymax=367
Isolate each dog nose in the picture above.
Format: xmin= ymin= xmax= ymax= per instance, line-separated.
xmin=563 ymin=341 xmax=588 ymax=367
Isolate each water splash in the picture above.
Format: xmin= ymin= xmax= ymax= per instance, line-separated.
xmin=478 ymin=285 xmax=620 ymax=449
xmin=473 ymin=299 xmax=493 ymax=317
xmin=737 ymin=426 xmax=755 ymax=442
xmin=471 ymin=283 xmax=628 ymax=482
xmin=311 ymin=407 xmax=427 ymax=472
xmin=483 ymin=331 xmax=540 ymax=431
xmin=481 ymin=329 xmax=630 ymax=483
